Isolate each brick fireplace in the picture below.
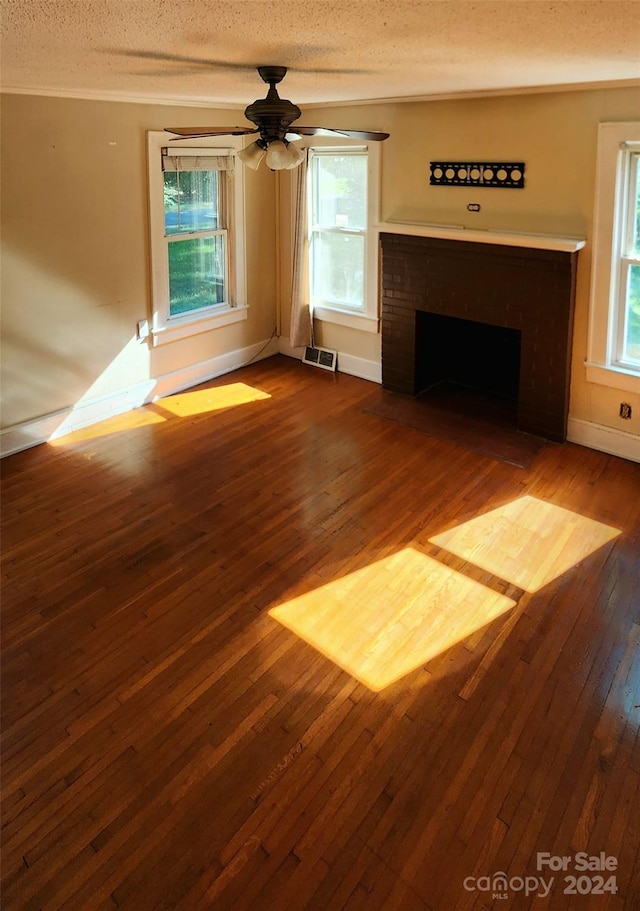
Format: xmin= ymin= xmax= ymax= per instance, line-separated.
xmin=380 ymin=232 xmax=580 ymax=441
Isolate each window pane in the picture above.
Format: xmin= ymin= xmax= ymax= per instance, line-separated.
xmin=623 ymin=262 xmax=640 ymax=363
xmin=312 ymin=231 xmax=364 ymax=307
xmin=168 ymin=235 xmax=225 ymax=317
xmin=313 ymin=155 xmax=367 ymax=229
xmin=620 ymin=154 xmax=640 ymax=364
xmin=631 ymin=155 xmax=640 ymax=257
xmin=164 ymin=170 xmax=219 ymax=235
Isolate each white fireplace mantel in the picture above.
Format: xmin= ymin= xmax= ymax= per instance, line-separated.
xmin=377 ymin=220 xmax=586 ymax=253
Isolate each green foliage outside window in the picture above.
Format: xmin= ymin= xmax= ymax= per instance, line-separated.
xmin=163 ymin=170 xmax=225 ymax=316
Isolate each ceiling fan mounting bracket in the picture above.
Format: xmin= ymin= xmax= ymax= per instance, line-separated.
xmin=257 ymin=65 xmax=288 ymax=86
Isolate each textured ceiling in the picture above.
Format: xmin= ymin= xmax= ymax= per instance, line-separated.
xmin=1 ymin=0 xmax=639 ymax=107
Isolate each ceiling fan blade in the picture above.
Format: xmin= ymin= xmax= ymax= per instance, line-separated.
xmin=165 ymin=127 xmax=258 ymax=137
xmin=109 ymin=50 xmax=369 ymax=75
xmin=109 ymin=49 xmax=255 ymax=70
xmin=292 ymin=127 xmax=390 ymax=141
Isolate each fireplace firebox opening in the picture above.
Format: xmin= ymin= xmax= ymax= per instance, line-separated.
xmin=415 ymin=312 xmax=522 ymax=404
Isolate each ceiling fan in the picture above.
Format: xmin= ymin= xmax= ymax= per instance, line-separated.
xmin=165 ymin=66 xmax=390 ymax=171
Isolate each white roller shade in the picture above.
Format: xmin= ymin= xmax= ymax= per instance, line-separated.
xmin=162 ymin=148 xmax=234 ymax=172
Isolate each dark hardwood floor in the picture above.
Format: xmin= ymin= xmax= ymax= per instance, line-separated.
xmin=2 ymin=355 xmax=639 ymax=910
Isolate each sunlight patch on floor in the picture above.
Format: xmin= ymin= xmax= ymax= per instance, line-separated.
xmin=156 ymin=383 xmax=271 ymax=417
xmin=49 ymin=409 xmax=166 ymax=445
xmin=49 ymin=382 xmax=271 ymax=445
xmin=270 ymin=548 xmax=516 ymax=691
xmin=429 ymin=495 xmax=620 ymax=593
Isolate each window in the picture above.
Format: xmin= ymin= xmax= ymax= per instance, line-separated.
xmin=163 ymin=157 xmax=227 ymax=317
xmin=147 ymin=132 xmax=246 ymax=346
xmin=306 ymin=142 xmax=380 ymax=332
xmin=310 ymin=150 xmax=367 ymax=309
xmin=615 ymin=151 xmax=640 ymax=367
xmin=588 ymin=123 xmax=640 ymax=391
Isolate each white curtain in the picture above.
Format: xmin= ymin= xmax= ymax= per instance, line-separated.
xmin=289 ymin=151 xmax=312 ymax=349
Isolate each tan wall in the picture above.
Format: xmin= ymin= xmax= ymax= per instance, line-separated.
xmin=0 ymin=93 xmax=277 ymax=429
xmin=280 ymin=85 xmax=640 ymax=436
xmin=3 ymin=87 xmax=640 ymax=441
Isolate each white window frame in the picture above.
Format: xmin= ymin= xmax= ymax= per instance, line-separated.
xmin=300 ymin=138 xmax=381 ymax=334
xmin=147 ymin=131 xmax=247 ymax=347
xmin=587 ymin=122 xmax=640 ymax=393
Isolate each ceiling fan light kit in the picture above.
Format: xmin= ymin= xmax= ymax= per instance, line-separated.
xmin=265 ymin=139 xmax=301 ymax=170
xmin=236 ymin=139 xmax=267 ymax=170
xmin=165 ymin=66 xmax=389 ymax=171
xmin=237 ymin=137 xmax=305 ymax=171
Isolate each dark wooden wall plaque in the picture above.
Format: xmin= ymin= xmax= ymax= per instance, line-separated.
xmin=429 ymin=162 xmax=525 ymax=188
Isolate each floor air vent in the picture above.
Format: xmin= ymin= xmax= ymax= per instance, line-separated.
xmin=302 ymin=346 xmax=337 ymax=372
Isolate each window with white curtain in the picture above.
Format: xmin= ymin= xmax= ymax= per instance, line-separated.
xmin=147 ymin=132 xmax=247 ymax=346
xmin=587 ymin=123 xmax=640 ymax=391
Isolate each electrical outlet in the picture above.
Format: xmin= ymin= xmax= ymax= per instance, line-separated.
xmin=619 ymin=402 xmax=632 ymax=420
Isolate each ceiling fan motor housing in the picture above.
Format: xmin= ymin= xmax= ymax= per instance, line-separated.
xmin=244 ymin=66 xmax=302 ymax=142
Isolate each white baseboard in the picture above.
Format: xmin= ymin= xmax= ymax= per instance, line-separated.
xmin=336 ymin=352 xmax=382 ymax=384
xmin=278 ymin=337 xmax=382 ymax=384
xmin=0 ymin=337 xmax=280 ymax=458
xmin=567 ymin=417 xmax=640 ymax=463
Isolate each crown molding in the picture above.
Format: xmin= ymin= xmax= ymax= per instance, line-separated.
xmin=302 ymin=78 xmax=640 ymax=109
xmin=1 ymin=77 xmax=638 ymax=109
xmin=0 ymin=85 xmax=245 ymax=109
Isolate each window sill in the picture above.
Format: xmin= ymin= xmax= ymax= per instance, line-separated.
xmin=585 ymin=362 xmax=640 ymax=394
xmin=313 ymin=305 xmax=379 ymax=334
xmin=152 ymin=305 xmax=248 ymax=347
